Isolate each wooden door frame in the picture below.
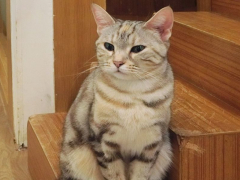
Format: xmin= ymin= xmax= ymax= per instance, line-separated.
xmin=0 ymin=0 xmax=13 ymax=130
xmin=6 ymin=0 xmax=13 ymax=134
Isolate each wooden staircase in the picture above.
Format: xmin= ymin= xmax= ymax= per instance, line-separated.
xmin=28 ymin=1 xmax=240 ymax=180
xmin=169 ymin=12 xmax=240 ymax=109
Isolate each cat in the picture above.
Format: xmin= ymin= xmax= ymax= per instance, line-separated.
xmin=59 ymin=3 xmax=174 ymax=180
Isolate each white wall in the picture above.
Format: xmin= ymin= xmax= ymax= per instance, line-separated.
xmin=11 ymin=0 xmax=55 ymax=146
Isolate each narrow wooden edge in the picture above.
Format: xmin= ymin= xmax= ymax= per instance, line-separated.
xmin=6 ymin=0 xmax=14 ymax=133
xmin=170 ymin=127 xmax=240 ymax=137
xmin=28 ymin=120 xmax=57 ymax=180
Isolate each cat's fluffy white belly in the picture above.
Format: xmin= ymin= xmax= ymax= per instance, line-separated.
xmin=118 ymin=123 xmax=162 ymax=155
xmin=95 ymin=103 xmax=164 ymax=154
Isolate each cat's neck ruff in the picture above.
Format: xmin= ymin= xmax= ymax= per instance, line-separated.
xmin=97 ymin=65 xmax=168 ymax=94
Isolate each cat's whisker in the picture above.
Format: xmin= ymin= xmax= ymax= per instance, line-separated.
xmin=82 ymin=55 xmax=97 ymax=66
xmin=72 ymin=66 xmax=99 ymax=82
xmin=77 ymin=64 xmax=98 ymax=72
xmin=127 ymin=70 xmax=149 ymax=83
xmin=129 ymin=69 xmax=162 ymax=88
xmin=131 ymin=73 xmax=157 ymax=90
xmin=145 ymin=73 xmax=159 ymax=81
xmin=129 ymin=67 xmax=159 ymax=82
xmin=79 ymin=66 xmax=99 ymax=75
xmin=78 ymin=62 xmax=109 ymax=75
xmin=136 ymin=69 xmax=159 ymax=81
xmin=133 ymin=73 xmax=142 ymax=81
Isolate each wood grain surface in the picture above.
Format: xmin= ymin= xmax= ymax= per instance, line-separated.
xmin=197 ymin=0 xmax=211 ymax=11
xmin=0 ymin=4 xmax=6 ymax=35
xmin=168 ymin=12 xmax=240 ymax=110
xmin=0 ymin=33 xmax=8 ymax=105
xmin=54 ymin=0 xmax=106 ymax=112
xmin=0 ymin=90 xmax=31 ymax=180
xmin=107 ymin=0 xmax=154 ymax=19
xmin=171 ymin=133 xmax=240 ymax=180
xmin=0 ymin=33 xmax=8 ymax=106
xmin=106 ymin=0 xmax=197 ymax=19
xmin=0 ymin=6 xmax=3 ymax=33
xmin=170 ymin=78 xmax=240 ymax=180
xmin=28 ymin=113 xmax=66 ymax=179
xmin=171 ymin=77 xmax=240 ymax=136
xmin=6 ymin=0 xmax=14 ymax=131
xmin=0 ymin=0 xmax=14 ymax=133
xmin=212 ymin=0 xmax=240 ymax=20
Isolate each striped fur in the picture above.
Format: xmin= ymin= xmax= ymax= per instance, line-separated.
xmin=60 ymin=4 xmax=174 ymax=180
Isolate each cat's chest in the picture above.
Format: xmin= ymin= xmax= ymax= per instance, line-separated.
xmin=93 ymin=93 xmax=163 ymax=153
xmin=93 ymin=90 xmax=159 ymax=129
xmin=93 ymin=78 xmax=169 ymax=128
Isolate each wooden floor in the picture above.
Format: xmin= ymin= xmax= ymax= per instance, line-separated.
xmin=0 ymin=90 xmax=32 ymax=180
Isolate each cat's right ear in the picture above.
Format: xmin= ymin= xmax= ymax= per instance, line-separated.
xmin=91 ymin=3 xmax=115 ymax=35
xmin=144 ymin=6 xmax=174 ymax=42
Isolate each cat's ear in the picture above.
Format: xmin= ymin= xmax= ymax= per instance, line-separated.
xmin=91 ymin=3 xmax=115 ymax=35
xmin=144 ymin=6 xmax=174 ymax=42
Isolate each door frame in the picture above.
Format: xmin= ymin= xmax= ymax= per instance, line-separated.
xmin=10 ymin=0 xmax=55 ymax=146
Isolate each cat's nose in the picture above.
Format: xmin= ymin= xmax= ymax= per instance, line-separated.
xmin=113 ymin=61 xmax=125 ymax=68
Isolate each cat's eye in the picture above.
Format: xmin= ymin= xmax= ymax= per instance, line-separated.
xmin=104 ymin=42 xmax=114 ymax=51
xmin=131 ymin=45 xmax=145 ymax=53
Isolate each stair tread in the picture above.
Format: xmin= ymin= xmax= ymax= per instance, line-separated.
xmin=174 ymin=12 xmax=240 ymax=46
xmin=171 ymin=77 xmax=240 ymax=136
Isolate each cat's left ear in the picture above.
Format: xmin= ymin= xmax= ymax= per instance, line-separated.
xmin=91 ymin=3 xmax=115 ymax=35
xmin=144 ymin=6 xmax=174 ymax=42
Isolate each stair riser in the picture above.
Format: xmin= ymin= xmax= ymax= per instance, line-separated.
xmin=212 ymin=0 xmax=240 ymax=20
xmin=170 ymin=132 xmax=240 ymax=180
xmin=168 ymin=23 xmax=240 ymax=109
xmin=28 ymin=123 xmax=57 ymax=180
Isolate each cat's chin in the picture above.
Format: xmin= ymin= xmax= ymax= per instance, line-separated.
xmin=113 ymin=73 xmax=141 ymax=81
xmin=112 ymin=71 xmax=129 ymax=79
xmin=101 ymin=68 xmax=136 ymax=81
xmin=104 ymin=71 xmax=133 ymax=81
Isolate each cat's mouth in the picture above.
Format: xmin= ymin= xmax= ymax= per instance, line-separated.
xmin=115 ymin=68 xmax=125 ymax=74
xmin=112 ymin=68 xmax=129 ymax=78
xmin=116 ymin=69 xmax=122 ymax=73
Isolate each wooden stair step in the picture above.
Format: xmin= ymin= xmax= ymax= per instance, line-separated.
xmin=168 ymin=12 xmax=240 ymax=109
xmin=171 ymin=77 xmax=240 ymax=136
xmin=170 ymin=77 xmax=240 ymax=180
xmin=28 ymin=113 xmax=66 ymax=180
xmin=28 ymin=77 xmax=240 ymax=180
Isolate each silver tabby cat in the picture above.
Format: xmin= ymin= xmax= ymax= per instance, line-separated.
xmin=60 ymin=3 xmax=174 ymax=180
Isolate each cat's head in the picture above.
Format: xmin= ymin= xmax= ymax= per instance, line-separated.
xmin=91 ymin=4 xmax=174 ymax=81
